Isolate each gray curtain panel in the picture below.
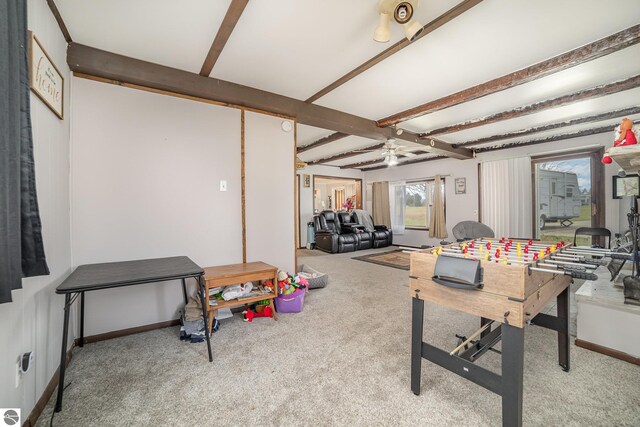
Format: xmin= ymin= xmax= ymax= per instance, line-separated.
xmin=0 ymin=0 xmax=49 ymax=304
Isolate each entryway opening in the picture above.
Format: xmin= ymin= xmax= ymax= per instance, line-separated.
xmin=312 ymin=175 xmax=362 ymax=213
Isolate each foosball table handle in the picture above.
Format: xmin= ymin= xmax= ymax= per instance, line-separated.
xmin=567 ymin=271 xmax=598 ymax=281
xmin=432 ymin=276 xmax=483 ymax=290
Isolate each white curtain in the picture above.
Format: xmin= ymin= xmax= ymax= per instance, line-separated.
xmin=481 ymin=157 xmax=532 ymax=238
xmin=389 ymin=181 xmax=406 ymax=235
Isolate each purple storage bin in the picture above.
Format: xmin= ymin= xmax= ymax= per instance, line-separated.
xmin=275 ymin=288 xmax=306 ymax=313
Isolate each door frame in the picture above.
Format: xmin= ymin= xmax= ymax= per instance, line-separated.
xmin=312 ymin=175 xmax=363 ymax=212
xmin=531 ymin=147 xmax=605 ymax=243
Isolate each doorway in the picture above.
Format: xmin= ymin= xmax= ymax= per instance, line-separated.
xmin=312 ymin=175 xmax=363 ymax=213
xmin=532 ymin=149 xmax=605 ymax=246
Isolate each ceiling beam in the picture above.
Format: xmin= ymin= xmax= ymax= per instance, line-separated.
xmin=297 ymin=132 xmax=348 ymax=154
xmin=68 ymin=43 xmax=473 ymax=159
xmin=421 ymin=74 xmax=640 ymax=137
xmin=200 ymin=0 xmax=250 ymax=76
xmin=68 ymin=43 xmax=389 ymax=139
xmin=455 ymin=106 xmax=640 ymax=147
xmin=341 ymin=158 xmax=394 ymax=169
xmin=47 ymin=0 xmax=72 ymax=43
xmin=378 ymin=24 xmax=640 ymax=127
xmin=304 ymin=0 xmax=483 ymax=103
xmin=307 ymin=142 xmax=387 ymax=165
xmin=475 ymin=125 xmax=611 ymax=153
xmin=362 ymin=155 xmax=447 ymax=171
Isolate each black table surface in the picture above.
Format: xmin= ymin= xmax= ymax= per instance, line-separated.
xmin=56 ymin=256 xmax=204 ymax=294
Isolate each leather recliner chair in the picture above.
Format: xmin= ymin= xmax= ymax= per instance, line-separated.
xmin=337 ymin=212 xmax=373 ymax=250
xmin=350 ymin=212 xmax=393 ymax=248
xmin=313 ymin=211 xmax=358 ymax=253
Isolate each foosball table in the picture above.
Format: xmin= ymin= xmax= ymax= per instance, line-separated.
xmin=409 ymin=238 xmax=621 ymax=427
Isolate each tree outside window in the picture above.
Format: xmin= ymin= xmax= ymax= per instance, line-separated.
xmin=404 ymin=181 xmax=445 ymax=228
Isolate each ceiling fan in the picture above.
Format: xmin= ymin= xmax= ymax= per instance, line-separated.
xmin=355 ymin=139 xmax=429 ymax=166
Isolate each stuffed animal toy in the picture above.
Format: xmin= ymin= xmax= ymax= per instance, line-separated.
xmin=243 ymin=305 xmax=273 ymax=322
xmin=602 ymin=118 xmax=638 ymax=164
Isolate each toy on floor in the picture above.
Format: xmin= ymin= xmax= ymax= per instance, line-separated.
xmin=243 ymin=305 xmax=274 ymax=322
xmin=602 ymin=118 xmax=638 ymax=164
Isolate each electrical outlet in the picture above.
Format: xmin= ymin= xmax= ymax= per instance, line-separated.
xmin=473 ymin=210 xmax=478 ymax=216
xmin=220 ymin=180 xmax=227 ymax=192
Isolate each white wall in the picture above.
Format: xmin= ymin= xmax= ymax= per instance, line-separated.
xmin=0 ymin=0 xmax=73 ymax=419
xmin=71 ymin=78 xmax=243 ymax=335
xmin=245 ymin=112 xmax=295 ymax=273
xmin=296 ymin=164 xmax=363 ymax=247
xmin=364 ymin=134 xmax=623 ymax=247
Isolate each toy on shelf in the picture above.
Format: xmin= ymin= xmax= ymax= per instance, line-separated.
xmin=602 ymin=118 xmax=638 ymax=164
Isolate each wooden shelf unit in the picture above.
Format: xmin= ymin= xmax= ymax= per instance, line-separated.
xmin=203 ymin=261 xmax=278 ymax=333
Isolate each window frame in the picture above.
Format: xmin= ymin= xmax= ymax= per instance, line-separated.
xmin=404 ymin=178 xmax=446 ymax=231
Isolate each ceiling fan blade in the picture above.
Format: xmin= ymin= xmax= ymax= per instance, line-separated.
xmin=402 ymin=152 xmax=418 ymax=158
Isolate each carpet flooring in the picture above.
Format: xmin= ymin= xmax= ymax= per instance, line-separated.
xmin=38 ymin=247 xmax=640 ymax=426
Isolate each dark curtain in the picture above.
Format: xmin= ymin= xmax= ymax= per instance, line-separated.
xmin=0 ymin=0 xmax=49 ymax=304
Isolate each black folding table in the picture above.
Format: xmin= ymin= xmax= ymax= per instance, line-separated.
xmin=54 ymin=256 xmax=212 ymax=412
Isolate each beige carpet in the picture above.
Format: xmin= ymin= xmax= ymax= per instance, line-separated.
xmin=38 ymin=247 xmax=640 ymax=426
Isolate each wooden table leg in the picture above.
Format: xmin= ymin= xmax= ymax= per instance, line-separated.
xmin=269 ymin=298 xmax=278 ymax=321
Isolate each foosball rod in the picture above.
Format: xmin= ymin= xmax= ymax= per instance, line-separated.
xmin=436 ymin=251 xmax=530 ymax=264
xmin=443 ymin=248 xmax=585 ymax=263
xmin=440 ymin=249 xmax=531 ymax=263
xmin=476 ymin=239 xmax=564 ymax=249
xmin=449 ymin=322 xmax=493 ymax=356
xmin=529 ymin=266 xmax=598 ymax=281
xmin=544 ymin=259 xmax=599 ymax=269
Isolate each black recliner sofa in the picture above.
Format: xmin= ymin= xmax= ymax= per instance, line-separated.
xmin=313 ymin=210 xmax=392 ymax=254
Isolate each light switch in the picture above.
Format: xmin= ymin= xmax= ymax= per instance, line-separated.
xmin=220 ymin=180 xmax=227 ymax=191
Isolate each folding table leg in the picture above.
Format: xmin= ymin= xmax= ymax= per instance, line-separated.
xmin=79 ymin=291 xmax=85 ymax=347
xmin=181 ymin=278 xmax=188 ymax=305
xmin=55 ymin=293 xmax=72 ymax=412
xmin=411 ymin=295 xmax=425 ymax=395
xmin=198 ymin=275 xmax=213 ymax=362
xmin=557 ymin=286 xmax=570 ymax=372
xmin=501 ymin=323 xmax=524 ymax=427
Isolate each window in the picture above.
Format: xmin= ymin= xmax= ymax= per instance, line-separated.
xmin=404 ymin=180 xmax=445 ymax=229
xmin=566 ymin=186 xmax=574 ymax=198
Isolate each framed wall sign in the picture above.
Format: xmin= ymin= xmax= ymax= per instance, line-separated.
xmin=455 ymin=177 xmax=466 ymax=194
xmin=28 ymin=32 xmax=64 ymax=119
xmin=612 ymin=174 xmax=640 ymax=199
xmin=303 ymin=174 xmax=310 ymax=188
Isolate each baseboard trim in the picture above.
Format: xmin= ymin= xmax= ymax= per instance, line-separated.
xmin=75 ymin=318 xmax=180 ymax=345
xmin=575 ymin=339 xmax=640 ymax=366
xmin=24 ymin=319 xmax=180 ymax=426
xmin=23 ymin=345 xmax=75 ymax=427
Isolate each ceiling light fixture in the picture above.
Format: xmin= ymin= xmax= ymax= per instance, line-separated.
xmin=384 ymin=153 xmax=399 ymax=166
xmin=374 ymin=0 xmax=423 ymax=43
xmin=373 ymin=13 xmax=391 ymax=42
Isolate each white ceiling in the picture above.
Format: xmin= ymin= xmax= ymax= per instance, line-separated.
xmin=316 ymin=0 xmax=640 ymax=119
xmin=57 ymin=0 xmax=232 ymax=73
xmin=56 ymin=0 xmax=640 ymax=170
xmin=211 ymin=0 xmax=461 ymax=100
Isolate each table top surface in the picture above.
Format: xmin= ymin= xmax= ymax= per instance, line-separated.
xmin=56 ymin=256 xmax=203 ymax=294
xmin=203 ymin=261 xmax=277 ymax=280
